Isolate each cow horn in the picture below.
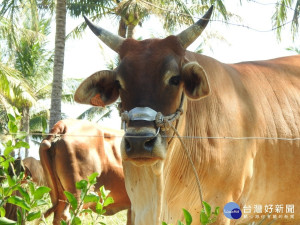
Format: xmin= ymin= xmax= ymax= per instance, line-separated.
xmin=177 ymin=5 xmax=214 ymax=49
xmin=84 ymin=16 xmax=125 ymax=53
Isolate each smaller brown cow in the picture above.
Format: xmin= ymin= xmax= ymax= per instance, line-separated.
xmin=39 ymin=119 xmax=131 ymax=225
xmin=23 ymin=157 xmax=47 ymax=186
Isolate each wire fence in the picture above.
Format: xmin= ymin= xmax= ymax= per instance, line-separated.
xmin=1 ymin=132 xmax=300 ymax=141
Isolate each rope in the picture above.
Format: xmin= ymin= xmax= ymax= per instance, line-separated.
xmin=153 ymin=97 xmax=205 ymax=210
xmin=168 ymin=121 xmax=205 ymax=210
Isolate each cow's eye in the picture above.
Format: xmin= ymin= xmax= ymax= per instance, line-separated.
xmin=169 ymin=75 xmax=181 ymax=86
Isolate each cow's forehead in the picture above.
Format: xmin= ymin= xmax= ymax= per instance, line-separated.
xmin=117 ymin=36 xmax=185 ymax=85
xmin=119 ymin=35 xmax=185 ymax=60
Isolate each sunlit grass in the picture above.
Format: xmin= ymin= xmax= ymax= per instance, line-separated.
xmin=27 ymin=208 xmax=127 ymax=225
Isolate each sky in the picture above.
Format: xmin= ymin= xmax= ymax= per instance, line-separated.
xmin=28 ymin=0 xmax=299 ymax=158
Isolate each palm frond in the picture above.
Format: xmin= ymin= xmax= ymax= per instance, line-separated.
xmin=67 ymin=0 xmax=114 ymax=18
xmin=77 ymin=103 xmax=117 ymax=122
xmin=34 ymin=83 xmax=52 ymax=99
xmin=286 ymin=46 xmax=300 ymax=53
xmin=272 ymin=0 xmax=293 ymax=40
xmin=61 ymin=78 xmax=83 ymax=104
xmin=30 ymin=114 xmax=47 ymax=132
xmin=291 ymin=0 xmax=300 ymax=37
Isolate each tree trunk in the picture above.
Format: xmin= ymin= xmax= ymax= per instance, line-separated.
xmin=49 ymin=0 xmax=66 ymax=129
xmin=126 ymin=24 xmax=136 ymax=38
xmin=21 ymin=106 xmax=30 ymax=157
xmin=118 ymin=19 xmax=127 ymax=38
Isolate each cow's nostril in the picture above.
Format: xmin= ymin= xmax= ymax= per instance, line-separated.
xmin=144 ymin=137 xmax=157 ymax=151
xmin=125 ymin=138 xmax=131 ymax=153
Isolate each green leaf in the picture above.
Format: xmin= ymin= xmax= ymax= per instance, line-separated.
xmin=27 ymin=211 xmax=41 ymax=221
xmin=100 ymin=186 xmax=110 ymax=199
xmin=75 ymin=180 xmax=88 ymax=190
xmin=0 ymin=207 xmax=6 ymax=217
xmin=200 ymin=210 xmax=209 ymax=225
xmin=64 ymin=191 xmax=78 ymax=210
xmin=95 ymin=201 xmax=104 ymax=214
xmin=177 ymin=221 xmax=184 ymax=225
xmin=34 ymin=199 xmax=49 ymax=207
xmin=103 ymin=196 xmax=114 ymax=207
xmin=15 ymin=141 xmax=30 ymax=149
xmin=7 ymin=196 xmax=30 ymax=211
xmin=6 ymin=140 xmax=13 ymax=147
xmin=203 ymin=201 xmax=211 ymax=218
xmin=17 ymin=186 xmax=30 ymax=203
xmin=83 ymin=193 xmax=99 ymax=203
xmin=4 ymin=146 xmax=15 ymax=156
xmin=162 ymin=222 xmax=168 ymax=225
xmin=1 ymin=158 xmax=9 ymax=169
xmin=214 ymin=206 xmax=220 ymax=216
xmin=34 ymin=186 xmax=51 ymax=200
xmin=8 ymin=121 xmax=18 ymax=134
xmin=80 ymin=209 xmax=93 ymax=214
xmin=182 ymin=208 xmax=192 ymax=225
xmin=88 ymin=172 xmax=99 ymax=185
xmin=8 ymin=114 xmax=16 ymax=122
xmin=7 ymin=175 xmax=16 ymax=186
xmin=17 ymin=209 xmax=22 ymax=223
xmin=72 ymin=216 xmax=82 ymax=225
xmin=28 ymin=182 xmax=35 ymax=195
xmin=3 ymin=186 xmax=13 ymax=196
xmin=0 ymin=217 xmax=16 ymax=225
xmin=60 ymin=220 xmax=68 ymax=225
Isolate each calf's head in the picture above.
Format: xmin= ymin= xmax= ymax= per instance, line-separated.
xmin=75 ymin=6 xmax=213 ymax=166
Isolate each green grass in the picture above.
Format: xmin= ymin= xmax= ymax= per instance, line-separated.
xmin=26 ymin=201 xmax=128 ymax=225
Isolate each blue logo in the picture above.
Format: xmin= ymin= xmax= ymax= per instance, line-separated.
xmin=223 ymin=202 xmax=242 ymax=219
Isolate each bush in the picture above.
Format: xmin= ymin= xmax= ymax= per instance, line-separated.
xmin=0 ymin=113 xmax=50 ymax=225
xmin=61 ymin=172 xmax=114 ymax=225
xmin=162 ymin=201 xmax=220 ymax=225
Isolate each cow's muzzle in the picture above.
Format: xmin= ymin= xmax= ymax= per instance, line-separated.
xmin=120 ymin=95 xmax=184 ymax=163
xmin=121 ymin=107 xmax=162 ymax=162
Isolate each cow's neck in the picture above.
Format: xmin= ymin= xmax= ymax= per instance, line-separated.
xmin=123 ymin=161 xmax=164 ymax=225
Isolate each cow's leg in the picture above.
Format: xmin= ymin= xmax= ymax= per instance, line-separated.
xmin=126 ymin=209 xmax=133 ymax=225
xmin=52 ymin=201 xmax=71 ymax=225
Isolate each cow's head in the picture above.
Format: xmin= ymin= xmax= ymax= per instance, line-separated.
xmin=75 ymin=6 xmax=213 ymax=167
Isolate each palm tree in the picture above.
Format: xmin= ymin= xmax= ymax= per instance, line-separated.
xmin=49 ymin=0 xmax=67 ymax=128
xmin=0 ymin=7 xmax=55 ymax=155
xmin=272 ymin=0 xmax=300 ymax=39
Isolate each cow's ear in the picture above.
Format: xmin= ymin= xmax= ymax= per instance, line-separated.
xmin=74 ymin=70 xmax=119 ymax=106
xmin=182 ymin=62 xmax=210 ymax=100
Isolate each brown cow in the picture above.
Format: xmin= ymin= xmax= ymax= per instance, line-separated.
xmin=74 ymin=6 xmax=300 ymax=225
xmin=23 ymin=157 xmax=47 ymax=187
xmin=39 ymin=119 xmax=131 ymax=225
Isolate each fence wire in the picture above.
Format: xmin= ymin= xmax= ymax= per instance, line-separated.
xmin=1 ymin=132 xmax=300 ymax=141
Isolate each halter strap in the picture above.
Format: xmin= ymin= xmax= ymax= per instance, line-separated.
xmin=120 ymin=94 xmax=185 ymax=133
